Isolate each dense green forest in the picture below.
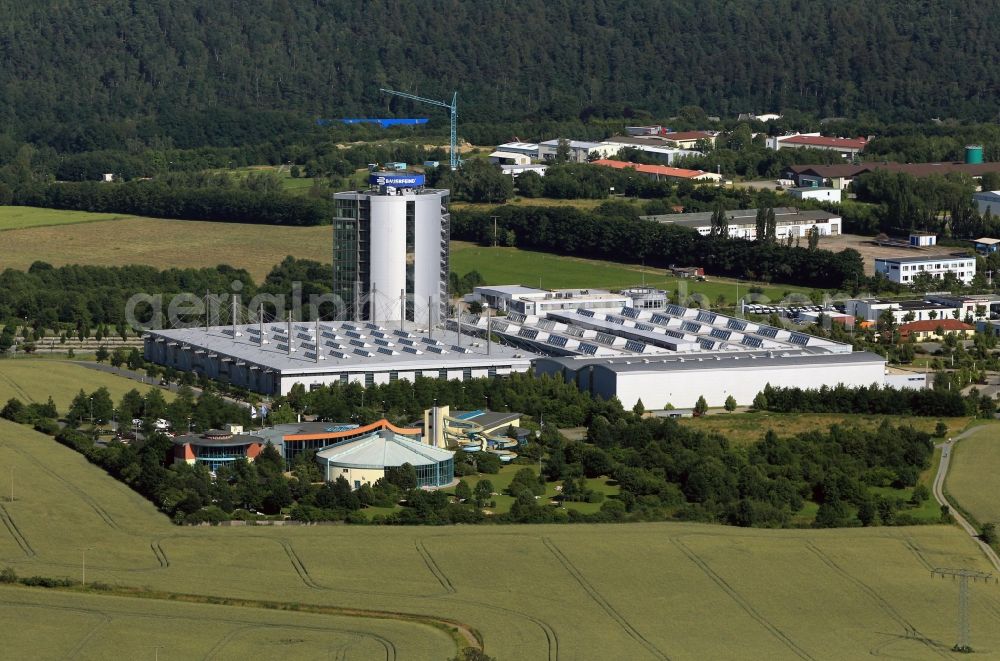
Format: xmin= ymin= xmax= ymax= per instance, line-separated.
xmin=0 ymin=0 xmax=997 ymax=151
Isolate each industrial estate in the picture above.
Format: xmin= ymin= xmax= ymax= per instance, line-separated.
xmin=3 ymin=3 xmax=1000 ymax=660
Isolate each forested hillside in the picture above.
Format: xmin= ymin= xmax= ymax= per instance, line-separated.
xmin=0 ymin=0 xmax=996 ymax=149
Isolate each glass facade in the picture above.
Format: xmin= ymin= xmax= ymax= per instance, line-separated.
xmin=405 ymin=200 xmax=415 ymax=320
xmin=333 ymin=196 xmax=369 ymax=321
xmin=413 ymin=457 xmax=455 ymax=488
xmin=193 ymin=443 xmax=251 ymax=472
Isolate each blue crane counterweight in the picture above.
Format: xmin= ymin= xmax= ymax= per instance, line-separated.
xmin=379 ymin=88 xmax=459 ymax=170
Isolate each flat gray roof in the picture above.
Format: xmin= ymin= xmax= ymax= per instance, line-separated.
xmin=537 ymin=350 xmax=885 ymax=375
xmin=146 ymin=321 xmax=535 ymax=375
xmin=479 ymin=285 xmax=547 ymax=296
xmin=875 ymin=253 xmax=973 ymax=264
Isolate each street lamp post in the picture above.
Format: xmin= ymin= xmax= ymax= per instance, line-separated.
xmin=80 ymin=547 xmax=93 ymax=586
xmin=89 ymin=397 xmax=94 ymax=428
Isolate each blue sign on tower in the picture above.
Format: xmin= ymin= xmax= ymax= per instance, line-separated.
xmin=369 ymin=173 xmax=425 ymax=188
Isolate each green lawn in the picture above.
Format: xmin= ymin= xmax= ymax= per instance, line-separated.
xmin=0 ymin=206 xmax=134 ymax=232
xmin=451 ymin=241 xmax=813 ymax=302
xmin=456 ymin=464 xmax=622 ymax=515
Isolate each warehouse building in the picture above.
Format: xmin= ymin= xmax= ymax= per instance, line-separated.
xmin=642 ymin=207 xmax=841 ymax=240
xmin=144 ymin=321 xmax=534 ymax=396
xmin=467 ymin=286 xmax=631 ymax=316
xmin=315 ymin=428 xmax=455 ymax=489
xmin=534 ymin=350 xmax=886 ymax=410
xmin=537 ymin=139 xmax=619 ymax=163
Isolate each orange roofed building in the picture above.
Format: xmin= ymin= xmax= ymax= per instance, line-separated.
xmin=898 ymin=319 xmax=975 ymax=341
xmin=592 ymin=159 xmax=722 ymax=183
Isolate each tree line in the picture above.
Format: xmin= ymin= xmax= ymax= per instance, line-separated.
xmin=452 ymin=205 xmax=865 ymax=289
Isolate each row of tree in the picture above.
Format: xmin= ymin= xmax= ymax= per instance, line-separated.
xmin=11 ymin=180 xmax=330 ymax=226
xmin=452 ymin=205 xmax=865 ymax=289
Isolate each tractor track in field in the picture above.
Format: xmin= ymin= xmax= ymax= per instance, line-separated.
xmin=149 ymin=538 xmax=169 ymax=568
xmin=0 ymin=371 xmax=36 ymax=403
xmin=414 ymin=539 xmax=456 ymax=594
xmin=804 ymin=542 xmax=948 ymax=659
xmin=896 ymin=534 xmax=936 ymax=572
xmin=279 ymin=539 xmax=324 ymax=591
xmin=671 ymin=537 xmax=815 ymax=661
xmin=6 ymin=444 xmax=120 ymax=530
xmin=0 ymin=502 xmax=35 ymax=557
xmin=543 ymin=537 xmax=669 ymax=660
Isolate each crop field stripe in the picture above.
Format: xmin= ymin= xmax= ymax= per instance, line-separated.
xmin=6 ymin=444 xmax=120 ymax=530
xmin=0 ymin=503 xmax=35 ymax=557
xmin=542 ymin=537 xmax=670 ymax=660
xmin=0 ymin=370 xmax=36 ymax=403
xmin=671 ymin=537 xmax=816 ymax=661
xmin=278 ymin=538 xmax=325 ymax=591
xmin=414 ymin=539 xmax=456 ymax=594
xmin=896 ymin=534 xmax=936 ymax=572
xmin=803 ymin=542 xmax=948 ymax=658
xmin=149 ymin=538 xmax=170 ymax=568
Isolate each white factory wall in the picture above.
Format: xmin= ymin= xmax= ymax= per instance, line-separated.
xmin=368 ymin=195 xmax=408 ymax=322
xmin=276 ymin=366 xmax=500 ymax=395
xmin=595 ymin=361 xmax=886 ymax=409
xmin=413 ymin=192 xmax=445 ymax=326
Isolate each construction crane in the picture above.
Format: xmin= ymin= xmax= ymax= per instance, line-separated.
xmin=380 ymin=88 xmax=458 ymax=170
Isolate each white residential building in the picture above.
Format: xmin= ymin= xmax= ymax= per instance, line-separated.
xmin=874 ymin=254 xmax=976 ymax=285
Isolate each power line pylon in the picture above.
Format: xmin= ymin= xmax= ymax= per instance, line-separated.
xmin=931 ymin=567 xmax=996 ymax=652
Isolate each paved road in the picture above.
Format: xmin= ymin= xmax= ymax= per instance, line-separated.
xmin=932 ymin=426 xmax=1000 ymax=571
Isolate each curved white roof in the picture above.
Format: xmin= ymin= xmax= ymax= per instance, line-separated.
xmin=316 ymin=430 xmax=453 ymax=469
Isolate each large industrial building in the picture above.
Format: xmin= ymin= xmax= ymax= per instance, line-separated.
xmin=333 ymin=172 xmax=450 ymax=325
xmin=642 ymin=207 xmax=842 ymax=240
xmin=535 ymin=350 xmax=886 ymax=410
xmin=450 ymin=297 xmax=892 ymax=408
xmin=144 ymin=320 xmax=534 ymax=396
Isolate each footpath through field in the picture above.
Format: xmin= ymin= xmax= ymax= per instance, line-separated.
xmin=933 ymin=425 xmax=1000 ymax=571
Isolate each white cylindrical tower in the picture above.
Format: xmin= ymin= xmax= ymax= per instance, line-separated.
xmin=333 ymin=174 xmax=449 ymax=324
xmin=368 ymin=194 xmax=408 ymax=322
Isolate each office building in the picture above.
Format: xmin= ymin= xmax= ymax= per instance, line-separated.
xmin=874 ymin=254 xmax=976 ymax=285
